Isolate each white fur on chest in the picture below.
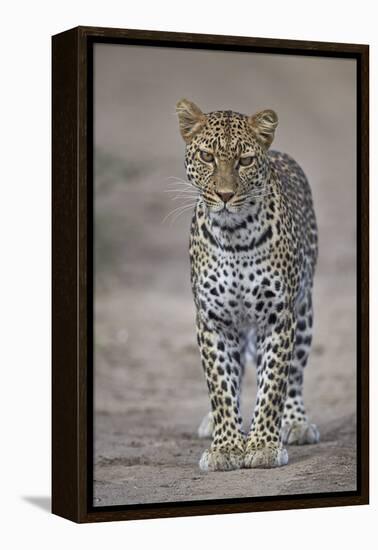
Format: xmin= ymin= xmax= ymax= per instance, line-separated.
xmin=197 ymin=248 xmax=284 ymax=330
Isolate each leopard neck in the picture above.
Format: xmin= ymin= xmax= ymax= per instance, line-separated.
xmin=196 ymin=170 xmax=282 ymax=252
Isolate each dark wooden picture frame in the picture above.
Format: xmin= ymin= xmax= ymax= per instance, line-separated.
xmin=52 ymin=26 xmax=369 ymax=523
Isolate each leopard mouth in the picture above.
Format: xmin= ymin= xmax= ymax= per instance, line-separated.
xmin=205 ymin=197 xmax=245 ymax=212
xmin=208 ymin=193 xmax=268 ymax=213
xmin=206 ymin=201 xmax=244 ymax=215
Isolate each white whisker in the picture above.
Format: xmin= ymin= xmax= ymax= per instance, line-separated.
xmin=247 ymin=188 xmax=275 ymax=200
xmin=164 ymin=190 xmax=198 ymax=197
xmin=250 ymin=192 xmax=274 ymax=200
xmin=166 ymin=176 xmax=192 ymax=185
xmin=164 ymin=177 xmax=200 ymax=212
xmin=165 ymin=176 xmax=202 ymax=193
xmin=162 ymin=201 xmax=196 ymax=224
xmin=171 ymin=195 xmax=198 ymax=202
xmin=171 ymin=205 xmax=196 ymax=223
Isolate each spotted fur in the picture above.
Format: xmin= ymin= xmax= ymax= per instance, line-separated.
xmin=176 ymin=99 xmax=319 ymax=471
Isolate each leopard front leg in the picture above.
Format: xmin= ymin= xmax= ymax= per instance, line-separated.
xmin=197 ymin=327 xmax=249 ymax=439
xmin=196 ymin=318 xmax=245 ymax=471
xmin=244 ymin=312 xmax=295 ymax=469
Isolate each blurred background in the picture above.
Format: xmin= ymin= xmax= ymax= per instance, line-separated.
xmin=93 ymin=44 xmax=356 ymax=506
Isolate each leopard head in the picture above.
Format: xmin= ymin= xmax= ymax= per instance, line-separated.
xmin=176 ymin=99 xmax=278 ymax=216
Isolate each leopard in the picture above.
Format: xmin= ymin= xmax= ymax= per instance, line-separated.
xmin=175 ymin=98 xmax=320 ymax=471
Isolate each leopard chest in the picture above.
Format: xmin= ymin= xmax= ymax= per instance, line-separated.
xmin=192 ymin=246 xmax=287 ymax=330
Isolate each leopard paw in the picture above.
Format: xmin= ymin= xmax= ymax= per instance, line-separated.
xmin=198 ymin=412 xmax=213 ymax=439
xmin=199 ymin=446 xmax=244 ymax=471
xmin=281 ymin=422 xmax=320 ymax=445
xmin=244 ymin=445 xmax=288 ymax=469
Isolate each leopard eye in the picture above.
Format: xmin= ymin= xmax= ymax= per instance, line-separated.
xmin=239 ymin=155 xmax=254 ymax=167
xmin=199 ymin=150 xmax=214 ymax=163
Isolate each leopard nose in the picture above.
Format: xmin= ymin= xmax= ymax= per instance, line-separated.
xmin=216 ymin=191 xmax=235 ymax=203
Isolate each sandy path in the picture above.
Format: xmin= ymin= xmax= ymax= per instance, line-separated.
xmin=93 ymin=280 xmax=356 ymax=506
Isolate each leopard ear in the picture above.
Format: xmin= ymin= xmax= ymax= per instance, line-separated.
xmin=176 ymin=99 xmax=206 ymax=143
xmin=249 ymin=109 xmax=278 ymax=149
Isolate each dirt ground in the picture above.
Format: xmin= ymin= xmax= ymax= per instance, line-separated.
xmin=93 ymin=45 xmax=357 ymax=506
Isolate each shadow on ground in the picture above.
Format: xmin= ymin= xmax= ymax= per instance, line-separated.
xmin=23 ymin=497 xmax=51 ymax=513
